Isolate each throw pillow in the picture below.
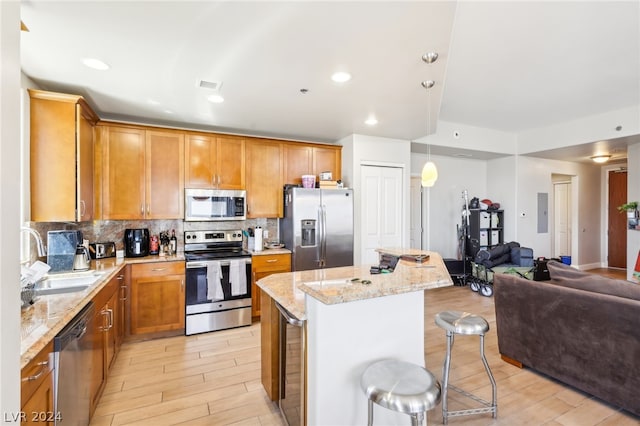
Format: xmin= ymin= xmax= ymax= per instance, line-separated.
xmin=548 ymin=260 xmax=640 ymax=301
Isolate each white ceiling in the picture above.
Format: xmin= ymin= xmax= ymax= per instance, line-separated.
xmin=20 ymin=1 xmax=640 ymax=162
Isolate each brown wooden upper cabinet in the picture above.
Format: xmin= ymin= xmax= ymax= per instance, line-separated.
xmin=29 ymin=89 xmax=98 ymax=222
xmin=99 ymin=124 xmax=184 ymax=219
xmin=245 ymin=138 xmax=284 ymax=218
xmin=284 ymin=143 xmax=342 ymax=186
xmin=185 ymin=132 xmax=245 ymax=189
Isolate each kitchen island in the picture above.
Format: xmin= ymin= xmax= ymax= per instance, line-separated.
xmin=257 ymin=249 xmax=452 ymax=425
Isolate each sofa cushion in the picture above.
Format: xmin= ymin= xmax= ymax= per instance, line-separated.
xmin=548 ymin=260 xmax=640 ymax=301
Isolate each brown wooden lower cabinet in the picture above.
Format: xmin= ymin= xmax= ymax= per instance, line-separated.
xmin=260 ymin=289 xmax=280 ymax=401
xmin=90 ymin=270 xmax=123 ymax=416
xmin=21 ymin=341 xmax=55 ymax=425
xmin=251 ymin=253 xmax=291 ymax=319
xmin=130 ymin=261 xmax=185 ymax=336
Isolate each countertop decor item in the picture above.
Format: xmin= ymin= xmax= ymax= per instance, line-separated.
xmin=264 ymin=241 xmax=285 ymax=249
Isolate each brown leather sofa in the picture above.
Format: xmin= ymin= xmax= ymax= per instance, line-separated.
xmin=494 ymin=261 xmax=640 ymax=416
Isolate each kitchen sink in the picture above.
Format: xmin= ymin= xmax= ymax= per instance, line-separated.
xmin=35 ymin=271 xmax=105 ymax=296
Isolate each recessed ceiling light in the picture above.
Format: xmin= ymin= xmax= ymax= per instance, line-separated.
xmin=453 ymin=153 xmax=472 ymax=158
xmin=147 ymin=99 xmax=160 ymax=106
xmin=207 ymin=94 xmax=225 ymax=103
xmin=365 ymin=117 xmax=378 ymax=126
xmin=331 ymin=72 xmax=352 ymax=83
xmin=164 ymin=109 xmax=174 ymax=114
xmin=82 ymin=58 xmax=109 ymax=70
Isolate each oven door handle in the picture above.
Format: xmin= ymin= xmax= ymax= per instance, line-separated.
xmin=186 ymin=259 xmax=251 ymax=269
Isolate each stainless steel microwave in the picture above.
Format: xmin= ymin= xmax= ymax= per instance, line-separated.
xmin=184 ymin=189 xmax=246 ymax=221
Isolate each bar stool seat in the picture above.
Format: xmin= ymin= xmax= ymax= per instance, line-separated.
xmin=361 ymin=359 xmax=441 ymax=426
xmin=435 ymin=310 xmax=497 ymax=424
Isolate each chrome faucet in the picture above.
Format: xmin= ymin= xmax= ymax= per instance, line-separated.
xmin=21 ymin=226 xmax=47 ymax=258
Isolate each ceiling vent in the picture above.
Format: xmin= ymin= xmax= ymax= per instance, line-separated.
xmin=197 ymin=80 xmax=222 ymax=91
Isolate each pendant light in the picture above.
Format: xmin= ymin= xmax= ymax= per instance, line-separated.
xmin=420 ymin=53 xmax=438 ymax=187
xmin=421 ymin=145 xmax=438 ymax=187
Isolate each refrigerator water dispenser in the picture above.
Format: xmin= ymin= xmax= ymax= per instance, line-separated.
xmin=301 ymin=220 xmax=316 ymax=246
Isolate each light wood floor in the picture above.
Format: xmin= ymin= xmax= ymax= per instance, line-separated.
xmin=91 ymin=270 xmax=639 ymax=426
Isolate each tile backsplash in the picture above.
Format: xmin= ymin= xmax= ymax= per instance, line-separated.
xmin=26 ymin=218 xmax=279 ymax=254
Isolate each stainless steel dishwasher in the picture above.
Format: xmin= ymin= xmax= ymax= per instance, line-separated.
xmin=53 ymin=302 xmax=95 ymax=425
xmin=276 ymin=302 xmax=306 ymax=426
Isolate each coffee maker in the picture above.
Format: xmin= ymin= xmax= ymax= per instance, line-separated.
xmin=124 ymin=229 xmax=150 ymax=257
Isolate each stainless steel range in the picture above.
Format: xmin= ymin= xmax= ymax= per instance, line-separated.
xmin=184 ymin=230 xmax=252 ymax=335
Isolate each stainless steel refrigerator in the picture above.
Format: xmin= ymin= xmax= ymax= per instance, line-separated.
xmin=280 ymin=187 xmax=354 ymax=271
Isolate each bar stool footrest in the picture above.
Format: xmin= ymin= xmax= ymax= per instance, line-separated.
xmin=446 ymin=384 xmax=497 ymax=418
xmin=447 ymin=407 xmax=497 ymax=418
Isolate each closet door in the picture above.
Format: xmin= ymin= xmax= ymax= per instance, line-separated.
xmin=360 ymin=165 xmax=403 ymax=264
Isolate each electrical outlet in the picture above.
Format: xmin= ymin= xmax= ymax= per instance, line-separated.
xmin=263 ymin=230 xmax=269 ymax=239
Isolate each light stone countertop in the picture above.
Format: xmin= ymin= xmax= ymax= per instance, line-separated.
xmin=248 ymin=247 xmax=292 ymax=256
xmin=257 ymin=249 xmax=453 ymax=321
xmin=20 ymin=254 xmax=184 ymax=369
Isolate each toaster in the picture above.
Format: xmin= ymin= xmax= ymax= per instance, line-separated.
xmin=89 ymin=242 xmax=117 ymax=259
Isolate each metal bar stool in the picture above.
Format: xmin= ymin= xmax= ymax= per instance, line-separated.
xmin=435 ymin=310 xmax=497 ymax=424
xmin=361 ymin=359 xmax=441 ymax=426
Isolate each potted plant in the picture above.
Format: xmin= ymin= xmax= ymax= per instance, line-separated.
xmin=618 ymin=201 xmax=639 ymax=219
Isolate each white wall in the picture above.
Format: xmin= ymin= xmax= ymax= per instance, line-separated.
xmin=415 ymin=120 xmax=518 ymax=154
xmin=1 ymin=0 xmax=22 ymax=416
xmin=409 ymin=150 xmax=604 ymax=267
xmin=627 ymin=141 xmax=640 ymax=281
xmin=486 ymin=156 xmax=517 ymax=243
xmin=518 ymin=105 xmax=640 ymax=153
xmin=515 ymin=156 xmax=601 ymax=266
xmin=410 ymin=153 xmax=487 ymax=258
xmin=341 ymin=134 xmax=411 ymax=263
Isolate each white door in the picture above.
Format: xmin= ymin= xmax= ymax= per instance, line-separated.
xmin=553 ymin=182 xmax=571 ymax=257
xmin=409 ymin=176 xmax=422 ymax=249
xmin=361 ymin=165 xmax=403 ymax=264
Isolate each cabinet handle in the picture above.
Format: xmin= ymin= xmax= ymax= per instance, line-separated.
xmin=140 ymin=204 xmax=144 ymax=215
xmin=147 ymin=205 xmax=150 ymax=215
xmin=217 ymin=175 xmax=221 ymax=186
xmin=266 ymin=259 xmax=278 ymax=263
xmin=22 ymin=361 xmax=48 ymax=382
xmin=152 ymin=267 xmax=167 ymax=272
xmin=79 ymin=200 xmax=86 ymax=218
xmin=181 ymin=279 xmax=184 ymax=291
xmin=101 ymin=309 xmax=113 ymax=331
xmin=120 ymin=285 xmax=128 ymax=301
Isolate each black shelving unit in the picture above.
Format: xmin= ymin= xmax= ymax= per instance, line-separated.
xmin=467 ymin=209 xmax=504 ymax=258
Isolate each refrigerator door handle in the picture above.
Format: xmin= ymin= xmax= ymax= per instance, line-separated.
xmin=321 ymin=204 xmax=327 ymax=267
xmin=317 ymin=205 xmax=323 ymax=267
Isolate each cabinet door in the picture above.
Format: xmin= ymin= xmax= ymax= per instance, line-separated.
xmin=130 ymin=263 xmax=185 ymax=335
xmin=21 ymin=369 xmax=55 ymax=425
xmin=185 ymin=133 xmax=216 ymax=188
xmin=246 ymin=139 xmax=283 ymax=218
xmin=146 ymin=130 xmax=184 ymax=219
xmin=102 ymin=126 xmax=146 ymax=219
xmin=284 ymin=144 xmax=312 ymax=186
xmin=90 ymin=305 xmax=106 ymax=415
xmin=104 ymin=290 xmax=118 ymax=371
xmin=217 ymin=136 xmax=245 ymax=189
xmin=21 ymin=341 xmax=54 ymax=422
xmin=313 ymin=146 xmax=341 ymax=181
xmin=116 ymin=272 xmax=128 ymax=348
xmin=77 ymin=103 xmax=94 ymax=221
xmin=29 ymin=93 xmax=78 ymax=221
